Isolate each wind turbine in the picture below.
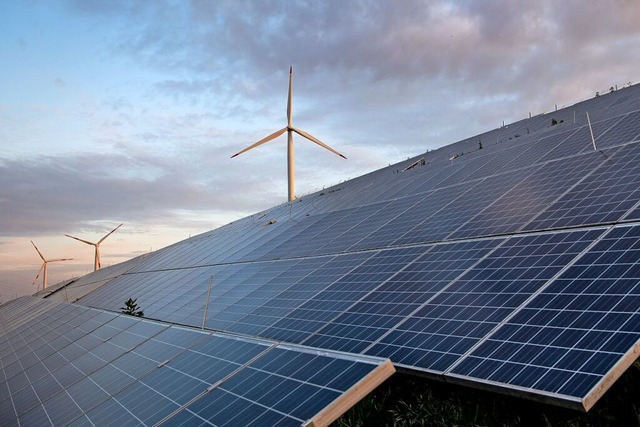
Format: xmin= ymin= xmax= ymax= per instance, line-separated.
xmin=231 ymin=67 xmax=347 ymax=202
xmin=65 ymin=223 xmax=123 ymax=271
xmin=31 ymin=241 xmax=72 ymax=291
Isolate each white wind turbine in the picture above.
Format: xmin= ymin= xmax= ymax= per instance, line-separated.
xmin=65 ymin=223 xmax=123 ymax=271
xmin=31 ymin=241 xmax=73 ymax=291
xmin=231 ymin=67 xmax=347 ymax=202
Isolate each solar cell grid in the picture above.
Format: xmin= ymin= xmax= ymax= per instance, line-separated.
xmin=28 ymin=368 xmax=64 ymax=402
xmin=310 ymin=200 xmax=397 ymax=256
xmin=262 ymin=211 xmax=341 ymax=259
xmin=12 ymin=318 xmax=389 ymax=427
xmin=451 ymin=151 xmax=608 ymax=238
xmin=168 ymin=388 xmax=297 ymax=427
xmin=69 ymin=398 xmax=143 ymax=427
xmin=606 ymin=92 xmax=637 ymax=108
xmin=165 ymin=346 xmax=390 ymax=427
xmin=87 ymin=362 xmax=138 ymax=396
xmin=538 ymin=115 xmax=621 ymax=163
xmin=592 ymin=110 xmax=640 ymax=149
xmin=256 ymin=250 xmax=410 ymax=344
xmin=298 ymin=206 xmax=378 ymax=256
xmin=203 ymin=260 xmax=304 ymax=330
xmin=367 ymin=229 xmax=603 ymax=373
xmin=450 ymin=224 xmax=640 ymax=409
xmin=525 ymin=142 xmax=640 ymax=230
xmin=18 ymin=403 xmax=52 ymax=427
xmin=113 ymin=379 xmax=184 ymax=426
xmin=465 ymin=140 xmax=533 ymax=181
xmin=10 ymin=381 xmax=38 ymax=418
xmin=396 ymin=168 xmax=534 ymax=246
xmin=0 ymin=402 xmax=15 ymax=425
xmin=348 ymin=185 xmax=464 ymax=251
xmin=66 ymin=376 xmax=111 ymax=413
xmin=385 ymin=161 xmax=466 ymax=200
xmin=72 ymin=351 xmax=106 ymax=376
xmin=131 ymin=328 xmax=205 ymax=364
xmin=239 ymin=219 xmax=305 ymax=261
xmin=305 ymin=239 xmax=502 ymax=354
xmin=143 ymin=366 xmax=208 ymax=404
xmin=221 ymin=257 xmax=338 ymax=335
xmin=436 ymin=155 xmax=490 ymax=188
xmin=374 ymin=168 xmax=433 ymax=201
xmin=137 ymin=269 xmax=210 ymax=316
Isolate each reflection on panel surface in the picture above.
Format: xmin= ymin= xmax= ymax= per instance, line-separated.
xmin=0 ymin=298 xmax=391 ymax=426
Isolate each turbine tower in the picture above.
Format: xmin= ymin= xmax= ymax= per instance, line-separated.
xmin=231 ymin=67 xmax=347 ymax=202
xmin=31 ymin=241 xmax=72 ymax=291
xmin=65 ymin=223 xmax=123 ymax=271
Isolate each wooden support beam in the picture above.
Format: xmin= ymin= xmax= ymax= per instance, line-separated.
xmin=304 ymin=359 xmax=396 ymax=427
xmin=582 ymin=341 xmax=640 ymax=411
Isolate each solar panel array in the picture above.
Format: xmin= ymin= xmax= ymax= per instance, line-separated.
xmin=0 ymin=297 xmax=393 ymax=426
xmin=3 ymin=84 xmax=640 ymax=422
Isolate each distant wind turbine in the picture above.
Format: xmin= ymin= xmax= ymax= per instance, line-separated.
xmin=65 ymin=223 xmax=123 ymax=271
xmin=31 ymin=241 xmax=72 ymax=291
xmin=231 ymin=67 xmax=347 ymax=202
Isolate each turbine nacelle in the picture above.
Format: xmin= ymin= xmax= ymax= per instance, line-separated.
xmin=65 ymin=223 xmax=123 ymax=271
xmin=31 ymin=241 xmax=72 ymax=291
xmin=231 ymin=67 xmax=346 ymax=202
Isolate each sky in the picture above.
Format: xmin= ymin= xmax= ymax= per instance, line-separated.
xmin=1 ymin=0 xmax=640 ymax=301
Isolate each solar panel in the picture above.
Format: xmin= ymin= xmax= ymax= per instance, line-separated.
xmin=402 ymin=169 xmax=538 ymax=245
xmin=450 ymin=224 xmax=640 ymax=410
xmin=366 ymin=229 xmax=604 ymax=373
xmin=0 ymin=298 xmax=393 ymax=426
xmin=525 ymin=142 xmax=640 ymax=230
xmin=253 ymin=246 xmax=428 ymax=345
xmin=589 ymin=110 xmax=640 ymax=149
xmin=451 ymin=151 xmax=609 ymax=238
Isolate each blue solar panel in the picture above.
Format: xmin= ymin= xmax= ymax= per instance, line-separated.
xmin=397 ymin=168 xmax=534 ymax=245
xmin=168 ymin=346 xmax=388 ymax=426
xmin=450 ymin=224 xmax=640 ymax=409
xmin=537 ymin=115 xmax=621 ymax=163
xmin=451 ymin=151 xmax=608 ymax=238
xmin=0 ymin=298 xmax=392 ymax=426
xmin=303 ymin=239 xmax=501 ymax=354
xmin=590 ymin=110 xmax=640 ymax=149
xmin=525 ymin=142 xmax=640 ymax=230
xmin=367 ymin=229 xmax=604 ymax=373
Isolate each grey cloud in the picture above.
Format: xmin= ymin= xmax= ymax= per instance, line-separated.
xmin=0 ymin=150 xmax=281 ymax=236
xmin=68 ymin=1 xmax=640 ymax=85
xmin=76 ymin=1 xmax=639 ymax=128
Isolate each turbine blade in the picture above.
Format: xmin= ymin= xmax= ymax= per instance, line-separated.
xmin=291 ymin=128 xmax=347 ymax=159
xmin=231 ymin=127 xmax=287 ymax=158
xmin=287 ymin=66 xmax=293 ymax=128
xmin=98 ymin=223 xmax=123 ymax=245
xmin=65 ymin=234 xmax=95 ymax=246
xmin=49 ymin=258 xmax=73 ymax=262
xmin=31 ymin=241 xmax=46 ymax=262
xmin=32 ymin=264 xmax=44 ymax=286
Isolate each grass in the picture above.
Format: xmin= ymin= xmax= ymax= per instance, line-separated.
xmin=334 ymin=360 xmax=640 ymax=427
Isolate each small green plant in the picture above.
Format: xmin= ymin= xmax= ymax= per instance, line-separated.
xmin=121 ymin=298 xmax=144 ymax=317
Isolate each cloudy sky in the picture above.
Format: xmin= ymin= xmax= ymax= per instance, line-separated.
xmin=1 ymin=0 xmax=639 ymax=301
